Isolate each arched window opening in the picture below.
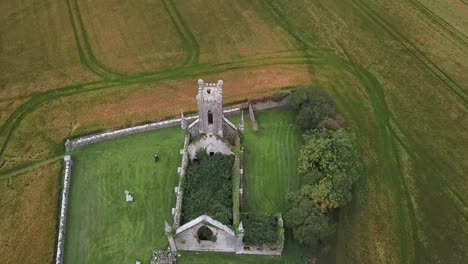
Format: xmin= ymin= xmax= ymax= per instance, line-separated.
xmin=197 ymin=226 xmax=215 ymax=242
xmin=208 ymin=110 xmax=213 ymax=124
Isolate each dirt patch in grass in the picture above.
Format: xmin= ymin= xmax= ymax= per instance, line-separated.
xmin=0 ymin=162 xmax=61 ymax=264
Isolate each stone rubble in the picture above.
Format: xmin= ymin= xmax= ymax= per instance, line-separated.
xmin=151 ymin=250 xmax=177 ymax=264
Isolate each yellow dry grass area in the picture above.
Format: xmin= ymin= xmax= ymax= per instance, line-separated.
xmin=0 ymin=97 xmax=30 ymax=128
xmin=0 ymin=162 xmax=61 ymax=264
xmin=174 ymin=0 xmax=299 ymax=64
xmin=0 ymin=0 xmax=97 ymax=100
xmin=0 ymin=65 xmax=311 ymax=172
xmin=78 ymin=0 xmax=185 ymax=73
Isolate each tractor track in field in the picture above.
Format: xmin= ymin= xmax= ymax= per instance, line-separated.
xmin=264 ymin=1 xmax=427 ymax=261
xmin=161 ymin=0 xmax=200 ymax=66
xmin=0 ymin=155 xmax=63 ymax=180
xmin=65 ymin=0 xmax=126 ymax=79
xmin=409 ymin=0 xmax=468 ymax=47
xmin=66 ymin=0 xmax=199 ymax=80
xmin=351 ymin=0 xmax=467 ymax=104
xmin=0 ymin=54 xmax=315 ymax=171
xmin=1 ymin=5 xmax=463 ymax=234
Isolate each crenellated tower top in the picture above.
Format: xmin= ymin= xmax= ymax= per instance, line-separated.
xmin=196 ymin=79 xmax=224 ymax=136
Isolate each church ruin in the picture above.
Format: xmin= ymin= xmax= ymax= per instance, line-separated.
xmin=184 ymin=79 xmax=239 ymax=159
xmin=166 ymin=80 xmax=284 ymax=255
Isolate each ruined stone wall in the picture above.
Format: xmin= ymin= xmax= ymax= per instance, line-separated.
xmin=172 ymin=133 xmax=190 ymax=229
xmin=187 ymin=135 xmax=233 ymax=160
xmin=174 ymin=215 xmax=237 ymax=252
xmin=248 ymin=104 xmax=259 ymax=131
xmin=222 ymin=118 xmax=238 ymax=145
xmin=175 ymin=222 xmax=236 ymax=252
xmin=236 ymin=215 xmax=284 ymax=256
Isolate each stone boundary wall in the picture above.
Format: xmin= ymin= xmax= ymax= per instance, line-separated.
xmin=64 ymin=100 xmax=286 ymax=152
xmin=55 ymin=155 xmax=72 ymax=264
xmin=65 ymin=108 xmax=241 ymax=152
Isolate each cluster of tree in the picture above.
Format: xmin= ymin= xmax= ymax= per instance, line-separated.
xmin=289 ymin=87 xmax=346 ymax=132
xmin=285 ymin=88 xmax=361 ymax=251
xmin=241 ymin=213 xmax=278 ymax=246
xmin=182 ymin=151 xmax=234 ymax=225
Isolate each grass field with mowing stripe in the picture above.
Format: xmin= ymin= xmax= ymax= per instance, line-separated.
xmin=241 ymin=109 xmax=300 ymax=213
xmin=64 ymin=128 xmax=182 ymax=263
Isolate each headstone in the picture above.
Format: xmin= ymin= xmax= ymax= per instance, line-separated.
xmin=125 ymin=190 xmax=134 ymax=202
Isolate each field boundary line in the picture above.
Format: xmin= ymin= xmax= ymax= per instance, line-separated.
xmin=55 ymin=155 xmax=72 ymax=264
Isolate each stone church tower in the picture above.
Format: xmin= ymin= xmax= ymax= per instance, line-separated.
xmin=196 ymin=79 xmax=224 ymax=137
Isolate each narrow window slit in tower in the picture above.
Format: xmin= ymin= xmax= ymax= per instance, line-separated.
xmin=208 ymin=110 xmax=213 ymax=124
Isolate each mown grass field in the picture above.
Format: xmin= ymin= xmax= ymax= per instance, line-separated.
xmin=0 ymin=0 xmax=466 ymax=263
xmin=241 ymin=109 xmax=300 ymax=213
xmin=64 ymin=128 xmax=182 ymax=263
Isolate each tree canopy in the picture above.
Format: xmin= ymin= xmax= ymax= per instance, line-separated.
xmin=285 ymin=85 xmax=362 ymax=252
xmin=285 ymin=129 xmax=361 ymax=248
xmin=289 ymin=87 xmax=337 ymax=131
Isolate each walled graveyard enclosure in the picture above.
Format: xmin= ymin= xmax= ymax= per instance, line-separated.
xmin=63 ymin=109 xmax=302 ymax=264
